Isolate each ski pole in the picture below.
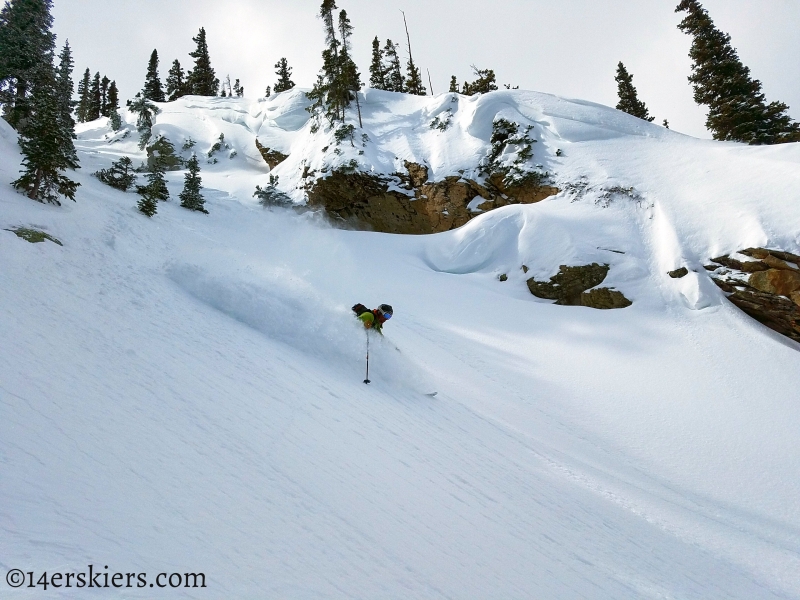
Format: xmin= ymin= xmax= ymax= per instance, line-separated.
xmin=364 ymin=332 xmax=371 ymax=384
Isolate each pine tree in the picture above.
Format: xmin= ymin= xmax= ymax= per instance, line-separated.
xmin=87 ymin=71 xmax=101 ymax=120
xmin=126 ymin=93 xmax=159 ymax=149
xmin=99 ymin=75 xmax=110 ymax=116
xmin=448 ymin=75 xmax=459 ymax=93
xmin=166 ymin=59 xmax=185 ymax=101
xmin=106 ymin=80 xmax=119 ymax=112
xmin=382 ymin=39 xmax=404 ymax=92
xmin=95 ymin=156 xmax=136 ymax=191
xmin=462 ymin=66 xmax=497 ymax=96
xmin=143 ymin=49 xmax=165 ymax=102
xmin=12 ymin=58 xmax=80 ymax=204
xmin=273 ymin=57 xmax=295 ymax=93
xmin=614 ymin=62 xmax=654 ymax=121
xmin=264 ymin=86 xmax=271 ymax=98
xmin=338 ymin=9 xmax=362 ymax=125
xmin=179 ymin=154 xmax=207 ymax=213
xmin=233 ymin=78 xmax=242 ymax=97
xmin=307 ymin=0 xmax=351 ymax=124
xmin=676 ymin=0 xmax=800 ymax=144
xmin=54 ymin=41 xmax=77 ymax=168
xmin=76 ymin=67 xmax=90 ymax=122
xmin=0 ymin=0 xmax=56 ymax=130
xmin=186 ymin=27 xmax=218 ymax=96
xmin=401 ymin=12 xmax=425 ymax=96
xmin=369 ymin=36 xmax=385 ymax=90
xmin=136 ymin=159 xmax=169 ymax=216
xmin=663 ymin=119 xmax=670 ymax=129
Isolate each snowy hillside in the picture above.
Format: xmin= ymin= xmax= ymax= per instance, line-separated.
xmin=2 ymin=90 xmax=800 ymax=599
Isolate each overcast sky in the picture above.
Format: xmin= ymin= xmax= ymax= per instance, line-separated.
xmin=51 ymin=0 xmax=800 ymax=139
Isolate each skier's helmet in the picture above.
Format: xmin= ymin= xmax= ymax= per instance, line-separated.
xmin=378 ymin=304 xmax=393 ymax=319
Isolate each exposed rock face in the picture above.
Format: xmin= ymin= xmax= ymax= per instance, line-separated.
xmin=526 ymin=263 xmax=631 ymax=309
xmin=749 ymin=269 xmax=800 ymax=297
xmin=306 ymin=162 xmax=559 ymax=235
xmin=668 ymin=267 xmax=689 ymax=279
xmin=581 ymin=287 xmax=633 ymax=309
xmin=255 ymin=139 xmax=288 ymax=169
xmin=708 ymin=247 xmax=800 ymax=342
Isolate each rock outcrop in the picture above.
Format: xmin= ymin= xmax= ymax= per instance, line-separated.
xmin=708 ymin=247 xmax=800 ymax=342
xmin=255 ymin=139 xmax=288 ymax=169
xmin=306 ymin=162 xmax=559 ymax=235
xmin=526 ymin=263 xmax=631 ymax=309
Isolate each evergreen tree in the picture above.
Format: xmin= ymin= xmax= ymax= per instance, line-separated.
xmin=106 ymin=80 xmax=119 ymax=112
xmin=401 ymin=12 xmax=425 ymax=96
xmin=100 ymin=75 xmax=110 ymax=116
xmin=222 ymin=74 xmax=231 ymax=97
xmin=338 ymin=9 xmax=362 ymax=125
xmin=0 ymin=0 xmax=56 ymax=130
xmin=264 ymin=85 xmax=271 ymax=98
xmin=462 ymin=66 xmax=497 ymax=96
xmin=95 ymin=155 xmax=135 ymax=191
xmin=448 ymin=75 xmax=458 ymax=93
xmin=54 ymin=41 xmax=77 ymax=168
xmin=382 ymin=39 xmax=404 ymax=92
xmin=186 ymin=27 xmax=218 ymax=96
xmin=166 ymin=59 xmax=185 ymax=101
xmin=87 ymin=71 xmax=101 ymax=120
xmin=233 ymin=78 xmax=242 ymax=97
xmin=136 ymin=159 xmax=168 ymax=216
xmin=369 ymin=36 xmax=385 ymax=89
xmin=143 ymin=49 xmax=165 ymax=102
xmin=127 ymin=92 xmax=159 ymax=149
xmin=614 ymin=62 xmax=654 ymax=121
xmin=179 ymin=154 xmax=207 ymax=213
xmin=76 ymin=67 xmax=90 ymax=122
xmin=307 ymin=0 xmax=351 ymax=124
xmin=273 ymin=57 xmax=295 ymax=93
xmin=676 ymin=0 xmax=800 ymax=144
xmin=12 ymin=58 xmax=80 ymax=204
xmin=663 ymin=119 xmax=670 ymax=129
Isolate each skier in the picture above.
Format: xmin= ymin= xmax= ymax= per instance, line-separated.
xmin=352 ymin=303 xmax=393 ymax=334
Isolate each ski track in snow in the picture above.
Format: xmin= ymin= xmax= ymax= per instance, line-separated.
xmin=2 ymin=92 xmax=800 ymax=599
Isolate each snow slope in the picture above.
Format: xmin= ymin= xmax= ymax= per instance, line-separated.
xmin=2 ymin=90 xmax=800 ymax=599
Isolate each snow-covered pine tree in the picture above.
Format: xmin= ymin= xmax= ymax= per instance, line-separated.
xmin=100 ymin=75 xmax=110 ymax=116
xmin=448 ymin=76 xmax=458 ymax=93
xmin=382 ymin=39 xmax=404 ymax=92
xmin=95 ymin=156 xmax=135 ymax=191
xmin=401 ymin=11 xmax=426 ymax=96
xmin=0 ymin=0 xmax=56 ymax=130
xmin=179 ymin=154 xmax=207 ymax=213
xmin=143 ymin=49 xmax=165 ymax=102
xmin=264 ymin=86 xmax=271 ymax=98
xmin=12 ymin=57 xmax=80 ymax=204
xmin=369 ymin=36 xmax=385 ymax=90
xmin=614 ymin=62 xmax=654 ymax=121
xmin=126 ymin=93 xmax=159 ymax=149
xmin=462 ymin=66 xmax=497 ymax=96
xmin=273 ymin=58 xmax=295 ymax=93
xmin=233 ymin=78 xmax=242 ymax=97
xmin=676 ymin=0 xmax=800 ymax=144
xmin=87 ymin=71 xmax=101 ymax=120
xmin=76 ymin=67 xmax=90 ymax=122
xmin=54 ymin=41 xmax=78 ymax=169
xmin=166 ymin=59 xmax=185 ymax=101
xmin=136 ymin=156 xmax=169 ymax=216
xmin=186 ymin=28 xmax=218 ymax=96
